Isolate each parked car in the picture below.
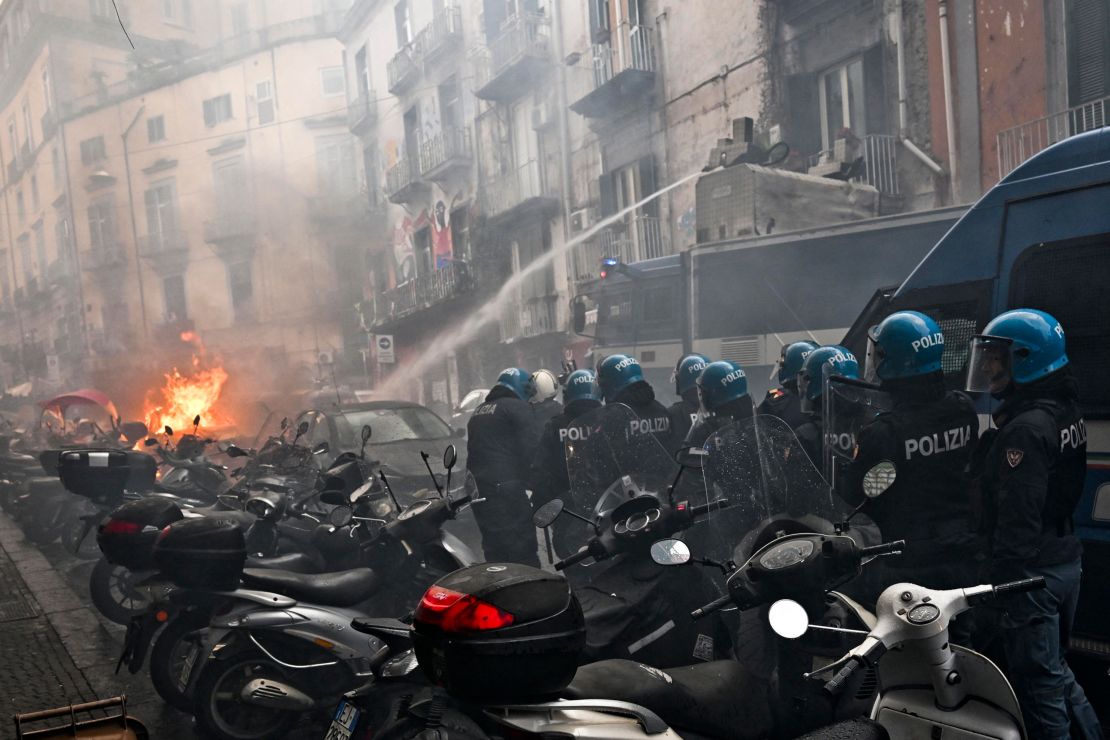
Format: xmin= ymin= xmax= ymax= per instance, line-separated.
xmin=450 ymin=388 xmax=487 ymax=429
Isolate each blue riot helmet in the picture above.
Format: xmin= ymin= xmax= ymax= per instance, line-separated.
xmin=672 ymin=354 xmax=710 ymax=396
xmin=597 ymin=354 xmax=644 ymax=403
xmin=864 ymin=311 xmax=945 ymax=383
xmin=563 ymin=369 xmax=602 ymax=405
xmin=967 ymin=308 xmax=1068 ymax=396
xmin=494 ymin=367 xmax=531 ymax=400
xmin=696 ymin=360 xmax=750 ymax=413
xmin=798 ymin=346 xmax=859 ymax=414
xmin=777 ymin=340 xmax=818 ymax=386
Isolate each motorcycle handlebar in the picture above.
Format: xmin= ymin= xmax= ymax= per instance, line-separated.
xmin=859 ymin=540 xmax=906 ymax=558
xmin=691 ymin=594 xmax=732 ymax=620
xmin=688 ymin=499 xmax=730 ymax=519
xmin=823 ymin=641 xmax=886 ymax=696
xmin=554 ymin=546 xmax=592 ymax=572
xmin=994 ymin=576 xmax=1046 ymax=596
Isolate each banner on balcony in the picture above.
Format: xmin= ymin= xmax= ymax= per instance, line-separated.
xmin=375 ymin=334 xmax=395 ymax=364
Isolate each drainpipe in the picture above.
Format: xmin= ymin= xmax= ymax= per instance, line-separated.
xmin=121 ymin=105 xmax=150 ymax=340
xmin=938 ymin=0 xmax=960 ymax=202
xmin=550 ymin=0 xmax=575 ymax=328
xmin=893 ymin=0 xmax=944 ymax=176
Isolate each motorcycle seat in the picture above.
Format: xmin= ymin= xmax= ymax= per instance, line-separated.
xmin=240 ymin=567 xmax=380 ymax=607
xmin=245 ymin=550 xmax=322 ymax=573
xmin=564 ymin=659 xmax=772 ymax=740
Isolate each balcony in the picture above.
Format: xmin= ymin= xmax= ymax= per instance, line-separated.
xmin=83 ymin=245 xmax=128 ymax=272
xmin=473 ymin=13 xmax=551 ymax=102
xmin=480 ymin=159 xmax=559 ymax=223
xmin=997 ymin=95 xmax=1110 ymax=178
xmin=371 ymin=260 xmax=476 ymax=329
xmin=416 ymin=5 xmax=463 ymax=66
xmin=46 ymin=259 xmax=74 ymax=287
xmin=805 ymin=134 xmax=900 ymax=196
xmin=385 ymin=156 xmax=426 ymax=204
xmin=571 ymin=22 xmax=657 ymax=118
xmin=387 ymin=45 xmax=421 ymax=95
xmin=139 ymin=229 xmax=189 ymax=272
xmin=204 ymin=215 xmax=257 ymax=259
xmin=576 ymin=214 xmax=670 ymax=281
xmin=419 ymin=127 xmax=473 ymax=181
xmin=501 ymin=294 xmax=560 ymax=341
xmin=347 ymin=91 xmax=377 ymax=135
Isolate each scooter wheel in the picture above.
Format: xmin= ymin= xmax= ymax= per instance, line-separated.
xmin=149 ymin=610 xmax=211 ymax=711
xmin=192 ymin=647 xmax=298 ymax=740
xmin=89 ymin=558 xmax=150 ymax=625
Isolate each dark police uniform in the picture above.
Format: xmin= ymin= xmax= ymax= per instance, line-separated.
xmin=666 ymin=397 xmax=700 ymax=446
xmin=757 ymin=386 xmax=810 ymax=431
xmin=979 ymin=375 xmax=1101 ymax=739
xmin=466 ymin=388 xmax=542 ymax=566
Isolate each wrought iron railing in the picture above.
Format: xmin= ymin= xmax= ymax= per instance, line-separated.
xmin=501 ymin=294 xmax=560 ymax=340
xmin=807 ymin=134 xmax=900 ymax=195
xmin=387 ymin=45 xmax=421 ymax=93
xmin=997 ymin=95 xmax=1110 ymax=178
xmin=473 ymin=12 xmax=550 ymax=91
xmin=84 ymin=245 xmax=128 ymax=270
xmin=592 ymin=22 xmax=655 ymax=88
xmin=376 ymin=260 xmax=474 ymax=324
xmin=138 ymin=229 xmax=188 ymax=257
xmin=419 ymin=127 xmax=472 ymax=176
xmin=204 ymin=215 xmax=257 ymax=242
xmin=576 ymin=214 xmax=669 ymax=281
xmin=481 ymin=159 xmax=551 ymax=217
xmin=417 ymin=5 xmax=462 ymax=62
xmin=385 ymin=156 xmax=420 ymax=198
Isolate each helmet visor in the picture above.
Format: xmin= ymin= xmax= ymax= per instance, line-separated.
xmin=863 ymin=331 xmax=882 ymax=384
xmin=966 ymin=336 xmax=1012 ymax=394
xmin=797 ymin=371 xmax=815 ymax=415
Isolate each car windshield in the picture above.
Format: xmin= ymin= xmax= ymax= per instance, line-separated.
xmin=335 ymin=407 xmax=451 ymax=446
xmin=458 ymin=390 xmax=486 ymax=412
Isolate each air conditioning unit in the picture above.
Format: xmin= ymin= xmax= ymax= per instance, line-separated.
xmin=318 ymin=351 xmax=333 ymax=366
xmin=570 ymin=208 xmax=592 ymax=233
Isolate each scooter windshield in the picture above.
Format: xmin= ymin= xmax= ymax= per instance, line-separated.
xmin=822 ymin=376 xmax=892 ymax=485
xmin=563 ymin=404 xmax=679 ymax=523
xmin=700 ymin=415 xmax=860 ymax=565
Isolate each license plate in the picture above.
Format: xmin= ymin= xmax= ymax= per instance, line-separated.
xmin=323 ymin=700 xmax=360 ymax=740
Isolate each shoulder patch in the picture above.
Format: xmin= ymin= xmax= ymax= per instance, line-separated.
xmin=768 ymin=388 xmax=785 ymax=399
xmin=1005 ymin=448 xmax=1024 ymax=468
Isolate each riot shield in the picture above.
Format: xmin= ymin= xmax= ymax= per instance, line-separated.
xmin=822 ymin=376 xmax=892 ymax=486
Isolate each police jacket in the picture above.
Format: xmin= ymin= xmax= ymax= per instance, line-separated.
xmin=611 ymin=382 xmax=677 ymax=453
xmin=666 ymin=395 xmax=700 ymax=445
xmin=981 ymin=371 xmax=1085 ymax=579
xmin=529 ymin=400 xmax=601 ymax=508
xmin=687 ymin=398 xmax=756 ymax=450
xmin=758 ymin=386 xmax=810 ymax=431
xmin=466 ymin=387 xmax=541 ymax=486
xmin=842 ymin=380 xmax=979 ymax=563
xmin=793 ymin=415 xmax=823 ymax=469
xmin=531 ymin=399 xmax=564 ymax=440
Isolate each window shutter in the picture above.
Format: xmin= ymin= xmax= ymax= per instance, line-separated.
xmin=599 ymin=172 xmax=617 ymax=217
xmin=1070 ymin=0 xmax=1110 ymax=105
xmin=638 ymin=155 xmax=657 ymax=216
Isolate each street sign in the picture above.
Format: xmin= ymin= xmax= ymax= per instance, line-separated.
xmin=376 ymin=334 xmax=395 ymax=364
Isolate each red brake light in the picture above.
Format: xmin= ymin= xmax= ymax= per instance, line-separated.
xmin=101 ymin=519 xmax=142 ymax=536
xmin=156 ymin=524 xmax=174 ymax=543
xmin=414 ymin=586 xmax=515 ymax=632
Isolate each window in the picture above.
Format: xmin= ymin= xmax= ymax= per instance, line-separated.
xmin=320 ymin=67 xmax=345 ymax=97
xmin=256 ymin=80 xmax=274 ymax=124
xmin=33 ymin=222 xmax=46 ymax=276
xmin=163 ymin=0 xmax=192 ymax=26
xmin=354 ymin=46 xmax=370 ymax=96
xmin=202 ymin=94 xmax=232 ymax=127
xmin=588 ymin=0 xmax=611 ymax=42
xmin=228 ymin=261 xmax=254 ymax=321
xmin=394 ymin=0 xmax=411 ymax=46
xmin=88 ymin=196 xmax=116 ymax=251
xmin=144 ymin=179 xmax=178 ymax=242
xmin=15 ymin=191 xmax=24 ymax=223
xmin=230 ymin=2 xmax=248 ymax=35
xmin=30 ymin=175 xmax=38 ymax=211
xmin=8 ymin=117 xmax=17 ymax=160
xmin=21 ymin=99 xmax=33 ymax=150
xmin=18 ymin=234 xmax=32 ymax=285
xmin=80 ymin=136 xmax=106 ymax=164
xmin=55 ymin=218 xmax=72 ymax=266
xmin=213 ymin=156 xmax=248 ymax=218
xmin=1067 ymin=0 xmax=1110 ymax=106
xmin=818 ymin=57 xmax=866 ymax=150
xmin=315 ymin=134 xmax=357 ymax=197
xmin=42 ymin=66 xmax=52 ymax=113
xmin=162 ymin=274 xmax=187 ymax=322
xmin=439 ymin=77 xmax=461 ymax=130
xmin=147 ymin=115 xmax=165 ymax=142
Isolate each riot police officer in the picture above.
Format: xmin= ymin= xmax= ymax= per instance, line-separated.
xmin=466 ymin=368 xmax=542 ymax=566
xmin=529 ymin=369 xmax=602 ymax=558
xmin=686 ymin=360 xmax=754 ymax=447
xmin=793 ymin=345 xmax=860 ymax=467
xmin=842 ymin=311 xmax=983 ymax=608
xmin=967 ymin=309 xmax=1101 ymax=739
xmin=596 ymin=354 xmax=675 ymax=451
xmin=758 ymin=340 xmax=817 ymax=429
xmin=527 ymin=369 xmax=563 ymax=443
xmin=667 ymin=354 xmax=710 ymax=444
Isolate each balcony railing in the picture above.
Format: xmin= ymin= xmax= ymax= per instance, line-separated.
xmin=387 ymin=45 xmax=421 ymax=94
xmin=419 ymin=127 xmax=473 ymax=180
xmin=83 ymin=244 xmax=128 ymax=271
xmin=593 ymin=22 xmax=655 ymax=87
xmin=481 ymin=159 xmax=556 ymax=219
xmin=417 ymin=5 xmax=463 ymax=63
xmin=138 ymin=229 xmax=188 ymax=258
xmin=576 ymin=214 xmax=670 ymax=281
xmin=375 ymin=260 xmax=475 ymax=326
xmin=41 ymin=109 xmax=57 ymax=140
xmin=204 ymin=215 xmax=257 ymax=243
xmin=347 ymin=90 xmax=377 ymax=134
xmin=501 ymin=294 xmax=560 ymax=341
xmin=473 ymin=12 xmax=550 ymax=101
xmin=806 ymin=134 xmax=900 ymax=195
xmin=385 ymin=156 xmax=423 ymax=203
xmin=997 ymin=95 xmax=1110 ymax=178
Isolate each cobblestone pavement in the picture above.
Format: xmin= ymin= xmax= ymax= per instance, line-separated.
xmin=0 ymin=513 xmax=196 ymax=739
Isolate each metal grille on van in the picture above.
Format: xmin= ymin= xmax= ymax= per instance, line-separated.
xmin=719 ymin=337 xmax=761 ymax=366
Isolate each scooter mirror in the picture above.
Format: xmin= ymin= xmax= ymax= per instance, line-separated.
xmin=532 ymin=499 xmax=564 ymax=529
xmin=296 ymin=421 xmax=310 ymax=438
xmin=674 ymin=446 xmax=708 ymax=469
xmin=361 ymin=425 xmax=372 ymax=443
xmin=164 ymin=426 xmax=174 ymax=437
xmin=768 ymin=599 xmax=810 ymax=639
xmin=328 ymin=505 xmax=353 ymax=528
xmin=225 ymin=445 xmax=249 ymax=458
xmin=862 ymin=461 xmax=897 ymax=498
xmin=144 ymin=438 xmax=159 ymax=447
xmin=312 ymin=441 xmax=330 ymax=456
xmin=443 ymin=444 xmax=457 ymax=471
xmin=650 ymin=539 xmax=691 ymax=566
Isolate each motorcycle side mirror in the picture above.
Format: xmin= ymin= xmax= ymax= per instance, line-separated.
xmin=328 ymin=505 xmax=353 ymax=528
xmin=862 ymin=461 xmax=897 ymax=498
xmin=532 ymin=499 xmax=564 ymax=529
xmin=443 ymin=444 xmax=457 ymax=471
xmin=144 ymin=438 xmax=159 ymax=447
xmin=361 ymin=425 xmax=372 ymax=443
xmin=164 ymin=426 xmax=174 ymax=437
xmin=650 ymin=538 xmax=691 ymax=566
xmin=225 ymin=445 xmax=249 ymax=458
xmin=193 ymin=414 xmax=201 ymax=430
xmin=768 ymin=599 xmax=810 ymax=639
xmin=296 ymin=421 xmax=310 ymax=438
xmin=674 ymin=446 xmax=708 ymax=469
xmin=312 ymin=441 xmax=330 ymax=455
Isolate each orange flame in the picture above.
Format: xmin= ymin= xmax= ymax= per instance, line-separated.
xmin=143 ymin=331 xmax=234 ymax=432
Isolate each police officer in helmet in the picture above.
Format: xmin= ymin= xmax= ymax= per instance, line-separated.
xmin=529 ymin=369 xmax=603 ymax=560
xmin=465 ymin=368 xmax=542 ymax=566
xmin=759 ymin=340 xmax=818 ymax=429
xmin=792 ymin=345 xmax=860 ymax=467
xmin=527 ymin=368 xmax=563 ymax=440
xmin=596 ymin=354 xmax=675 ymax=451
xmin=842 ymin=311 xmax=983 ymax=616
xmin=967 ymin=309 xmax=1100 ymax=739
xmin=668 ymin=354 xmax=710 ymax=444
xmin=686 ymin=360 xmax=754 ymax=448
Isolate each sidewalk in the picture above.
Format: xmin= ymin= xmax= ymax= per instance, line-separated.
xmin=0 ymin=512 xmax=193 ymax=738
